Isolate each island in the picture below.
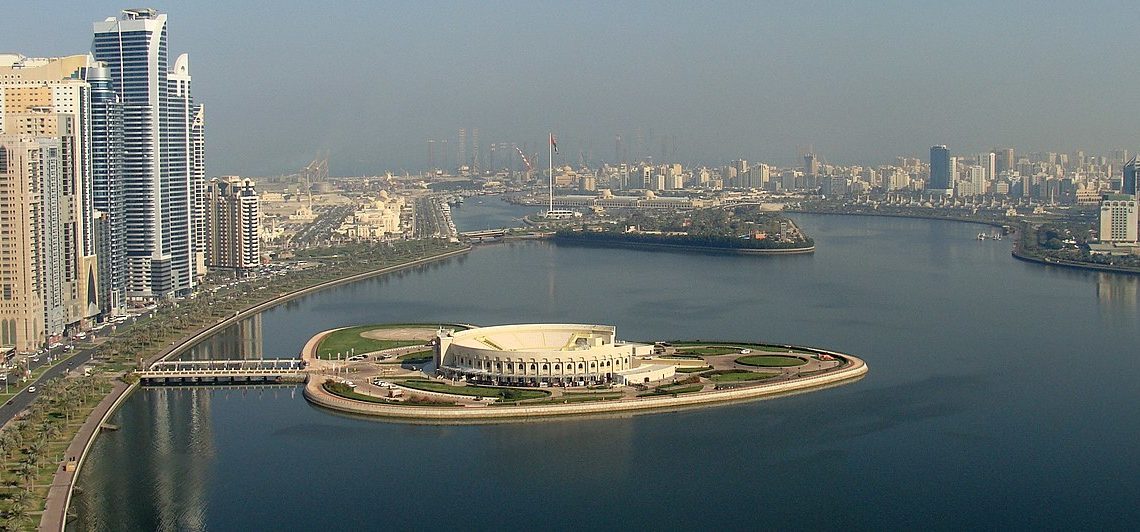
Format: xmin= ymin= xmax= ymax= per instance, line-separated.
xmin=550 ymin=205 xmax=815 ymax=254
xmin=300 ymin=322 xmax=866 ymax=421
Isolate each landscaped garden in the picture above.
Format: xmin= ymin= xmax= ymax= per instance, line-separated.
xmin=735 ymin=354 xmax=806 ymax=367
xmin=706 ymin=370 xmax=778 ymax=383
xmin=315 ymin=325 xmax=427 ymax=359
xmin=399 ymin=380 xmax=550 ymax=401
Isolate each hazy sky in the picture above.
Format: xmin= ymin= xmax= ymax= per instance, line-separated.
xmin=5 ymin=1 xmax=1140 ymax=176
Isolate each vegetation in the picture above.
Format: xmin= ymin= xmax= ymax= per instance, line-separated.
xmin=707 ymin=370 xmax=778 ymax=383
xmin=399 ymin=380 xmax=549 ymax=401
xmin=517 ymin=392 xmax=625 ymax=405
xmin=323 ymin=381 xmax=455 ymax=406
xmin=554 ymin=206 xmax=813 ymax=250
xmin=636 ymin=384 xmax=704 ymax=397
xmin=735 ymin=355 xmax=806 ymax=367
xmin=0 ymin=238 xmax=466 ymax=526
xmin=396 ymin=350 xmax=434 ymax=363
xmin=1019 ymin=220 xmax=1140 ymax=270
xmin=675 ymin=346 xmax=741 ymax=356
xmin=675 ymin=366 xmax=712 ymax=373
xmin=0 ymin=375 xmax=113 ymax=522
xmin=316 ymin=325 xmax=424 ymax=359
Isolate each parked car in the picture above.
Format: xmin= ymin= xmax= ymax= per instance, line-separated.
xmin=27 ymin=386 xmax=36 ymax=393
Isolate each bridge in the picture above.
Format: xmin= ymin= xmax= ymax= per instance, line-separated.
xmin=137 ymin=359 xmax=308 ymax=385
xmin=459 ymin=228 xmax=509 ymax=241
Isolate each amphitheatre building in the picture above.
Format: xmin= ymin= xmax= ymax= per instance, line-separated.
xmin=435 ymin=323 xmax=676 ymax=386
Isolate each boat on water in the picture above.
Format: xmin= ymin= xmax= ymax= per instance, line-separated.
xmin=977 ymin=233 xmax=987 ymax=240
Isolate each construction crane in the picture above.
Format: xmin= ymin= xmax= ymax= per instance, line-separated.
xmin=514 ymin=144 xmax=534 ymax=181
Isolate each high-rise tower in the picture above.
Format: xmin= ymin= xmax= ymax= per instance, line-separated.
xmin=1123 ymin=157 xmax=1138 ymax=197
xmin=93 ymin=8 xmax=199 ymax=299
xmin=928 ymin=145 xmax=953 ymax=194
xmin=82 ymin=62 xmax=125 ymax=313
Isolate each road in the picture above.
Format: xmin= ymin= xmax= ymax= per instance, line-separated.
xmin=0 ymin=314 xmax=145 ymax=427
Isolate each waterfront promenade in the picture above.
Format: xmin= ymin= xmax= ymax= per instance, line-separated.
xmin=38 ymin=245 xmax=471 ymax=531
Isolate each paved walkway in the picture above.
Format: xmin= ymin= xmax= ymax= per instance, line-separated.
xmin=39 ymin=380 xmax=130 ymax=532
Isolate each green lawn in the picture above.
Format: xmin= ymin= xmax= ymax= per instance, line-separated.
xmin=735 ymin=355 xmax=807 ymax=367
xmin=674 ymin=346 xmax=743 ymax=356
xmin=675 ymin=366 xmax=712 ymax=373
xmin=400 ymin=380 xmax=549 ymax=400
xmin=316 ymin=325 xmax=427 ymax=359
xmin=516 ymin=393 xmax=624 ymax=405
xmin=397 ymin=349 xmax=434 ymax=363
xmin=636 ymin=384 xmax=704 ymax=397
xmin=323 ymin=381 xmax=455 ymax=406
xmin=707 ymin=370 xmax=778 ymax=383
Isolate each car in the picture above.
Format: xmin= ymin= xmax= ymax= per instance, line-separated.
xmin=739 ymin=349 xmax=751 ymax=354
xmin=31 ymin=357 xmax=40 ymax=362
xmin=27 ymin=386 xmax=36 ymax=393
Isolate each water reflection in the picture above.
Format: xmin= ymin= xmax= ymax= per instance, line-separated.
xmin=1097 ymin=272 xmax=1139 ymax=315
xmin=180 ymin=313 xmax=265 ymax=360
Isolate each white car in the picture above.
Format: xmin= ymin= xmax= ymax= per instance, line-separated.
xmin=27 ymin=386 xmax=36 ymax=393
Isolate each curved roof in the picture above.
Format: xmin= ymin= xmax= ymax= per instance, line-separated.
xmin=449 ymin=323 xmax=616 ymax=353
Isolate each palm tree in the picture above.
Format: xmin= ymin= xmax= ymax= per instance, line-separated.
xmin=5 ymin=503 xmax=31 ymax=531
xmin=18 ymin=462 xmax=35 ymax=492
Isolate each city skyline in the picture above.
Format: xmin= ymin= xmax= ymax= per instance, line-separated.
xmin=3 ymin=1 xmax=1140 ymax=176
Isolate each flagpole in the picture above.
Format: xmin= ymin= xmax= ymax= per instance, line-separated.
xmin=548 ymin=132 xmax=554 ymax=215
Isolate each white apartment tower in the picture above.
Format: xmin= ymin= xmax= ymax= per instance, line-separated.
xmin=1099 ymin=194 xmax=1138 ymax=243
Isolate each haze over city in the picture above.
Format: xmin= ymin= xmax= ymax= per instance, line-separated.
xmin=5 ymin=0 xmax=1139 ymax=176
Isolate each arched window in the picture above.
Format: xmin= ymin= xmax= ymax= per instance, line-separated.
xmin=578 ymin=363 xmax=584 ymax=370
xmin=517 ymin=363 xmax=523 ymax=370
xmin=530 ymin=364 xmax=536 ymax=371
xmin=554 ymin=364 xmax=560 ymax=370
xmin=542 ymin=364 xmax=548 ymax=370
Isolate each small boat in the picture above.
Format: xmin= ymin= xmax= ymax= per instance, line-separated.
xmin=977 ymin=233 xmax=987 ymax=240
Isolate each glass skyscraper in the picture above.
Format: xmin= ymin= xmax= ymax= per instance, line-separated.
xmin=928 ymin=145 xmax=952 ymax=193
xmin=1124 ymin=157 xmax=1138 ymax=197
xmin=92 ymin=8 xmax=201 ymax=300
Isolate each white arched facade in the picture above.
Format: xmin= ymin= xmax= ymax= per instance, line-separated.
xmin=436 ymin=324 xmax=653 ymax=386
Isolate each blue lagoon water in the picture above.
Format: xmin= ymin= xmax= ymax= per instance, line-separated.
xmin=72 ymin=205 xmax=1140 ymax=530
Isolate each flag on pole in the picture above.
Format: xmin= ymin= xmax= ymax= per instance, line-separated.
xmin=550 ymin=133 xmax=558 ymax=154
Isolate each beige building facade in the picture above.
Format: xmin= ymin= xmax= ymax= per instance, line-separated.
xmin=436 ymin=324 xmax=660 ymax=386
xmin=0 ymin=55 xmax=102 ymax=350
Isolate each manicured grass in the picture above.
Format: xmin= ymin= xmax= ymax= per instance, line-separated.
xmin=400 ymin=380 xmax=549 ymax=400
xmin=707 ymin=370 xmax=778 ymax=383
xmin=323 ymin=381 xmax=455 ymax=406
xmin=675 ymin=366 xmax=712 ymax=373
xmin=316 ymin=325 xmax=426 ymax=359
xmin=511 ymin=392 xmax=624 ymax=405
xmin=735 ymin=355 xmax=807 ymax=367
xmin=397 ymin=349 xmax=434 ymax=363
xmin=675 ymin=346 xmax=742 ymax=356
xmin=636 ymin=384 xmax=704 ymax=397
